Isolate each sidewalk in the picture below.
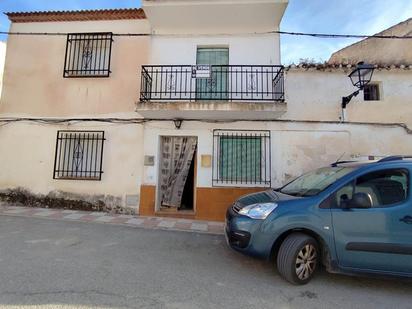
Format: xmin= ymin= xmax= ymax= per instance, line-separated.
xmin=0 ymin=204 xmax=224 ymax=235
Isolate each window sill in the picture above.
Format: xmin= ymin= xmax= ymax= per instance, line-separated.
xmin=54 ymin=177 xmax=101 ymax=181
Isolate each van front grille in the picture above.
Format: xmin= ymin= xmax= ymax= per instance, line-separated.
xmin=232 ymin=203 xmax=242 ymax=213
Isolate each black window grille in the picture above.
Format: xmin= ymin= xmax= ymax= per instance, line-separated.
xmin=63 ymin=33 xmax=113 ymax=78
xmin=364 ymin=83 xmax=381 ymax=101
xmin=53 ymin=131 xmax=106 ymax=181
xmin=213 ymin=130 xmax=271 ymax=187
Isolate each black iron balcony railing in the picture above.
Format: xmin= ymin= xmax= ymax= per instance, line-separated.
xmin=140 ymin=65 xmax=284 ymax=103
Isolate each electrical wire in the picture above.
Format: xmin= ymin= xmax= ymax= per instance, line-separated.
xmin=0 ymin=30 xmax=412 ymax=40
xmin=0 ymin=117 xmax=411 ymax=134
xmin=275 ymin=30 xmax=412 ymax=40
xmin=0 ymin=117 xmax=148 ymax=124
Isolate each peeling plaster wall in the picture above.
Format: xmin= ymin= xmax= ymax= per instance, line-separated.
xmin=274 ymin=130 xmax=351 ymax=182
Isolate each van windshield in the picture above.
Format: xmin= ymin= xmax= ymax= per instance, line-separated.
xmin=279 ymin=167 xmax=356 ymax=197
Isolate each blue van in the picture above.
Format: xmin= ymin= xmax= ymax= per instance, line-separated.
xmin=226 ymin=156 xmax=412 ymax=284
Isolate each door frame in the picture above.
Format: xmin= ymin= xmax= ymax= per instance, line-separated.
xmin=195 ymin=46 xmax=230 ymax=101
xmin=155 ymin=135 xmax=198 ymax=213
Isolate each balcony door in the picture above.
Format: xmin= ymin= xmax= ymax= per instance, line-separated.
xmin=196 ymin=48 xmax=229 ymax=101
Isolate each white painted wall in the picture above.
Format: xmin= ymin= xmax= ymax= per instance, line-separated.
xmin=0 ymin=121 xmax=145 ymax=211
xmin=0 ymin=41 xmax=6 ymax=100
xmin=142 ymin=120 xmax=412 ymax=192
xmin=143 ymin=0 xmax=288 ymax=35
xmin=149 ymin=34 xmax=280 ymax=65
xmin=1 ymin=20 xmax=150 ymax=117
xmin=284 ymin=68 xmax=412 ymax=126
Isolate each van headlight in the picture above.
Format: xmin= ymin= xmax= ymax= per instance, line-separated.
xmin=238 ymin=203 xmax=278 ymax=220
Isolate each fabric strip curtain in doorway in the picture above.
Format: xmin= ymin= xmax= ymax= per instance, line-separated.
xmin=160 ymin=137 xmax=197 ymax=209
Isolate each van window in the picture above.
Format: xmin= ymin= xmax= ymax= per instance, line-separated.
xmin=280 ymin=167 xmax=355 ymax=197
xmin=354 ymin=169 xmax=408 ymax=207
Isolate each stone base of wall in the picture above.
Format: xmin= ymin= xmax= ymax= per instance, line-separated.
xmin=0 ymin=188 xmax=136 ymax=215
xmin=139 ymin=185 xmax=266 ymax=222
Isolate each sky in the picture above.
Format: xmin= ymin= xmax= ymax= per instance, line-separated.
xmin=0 ymin=0 xmax=412 ymax=64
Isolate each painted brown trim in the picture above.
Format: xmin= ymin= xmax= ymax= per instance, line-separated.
xmin=139 ymin=185 xmax=156 ymax=217
xmin=6 ymin=8 xmax=146 ymax=23
xmin=196 ymin=187 xmax=265 ymax=221
xmin=139 ymin=185 xmax=266 ymax=222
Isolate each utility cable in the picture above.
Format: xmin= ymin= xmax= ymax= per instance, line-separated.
xmin=0 ymin=30 xmax=412 ymax=40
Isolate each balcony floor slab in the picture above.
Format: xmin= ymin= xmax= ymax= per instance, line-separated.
xmin=136 ymin=101 xmax=287 ymax=120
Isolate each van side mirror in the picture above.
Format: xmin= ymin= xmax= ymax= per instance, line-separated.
xmin=350 ymin=192 xmax=373 ymax=209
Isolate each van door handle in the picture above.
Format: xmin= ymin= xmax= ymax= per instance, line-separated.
xmin=400 ymin=216 xmax=412 ymax=224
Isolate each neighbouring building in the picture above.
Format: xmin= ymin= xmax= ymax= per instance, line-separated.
xmin=329 ymin=18 xmax=412 ymax=65
xmin=1 ymin=1 xmax=412 ymax=222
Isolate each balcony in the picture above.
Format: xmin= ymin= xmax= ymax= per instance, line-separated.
xmin=137 ymin=65 xmax=286 ymax=121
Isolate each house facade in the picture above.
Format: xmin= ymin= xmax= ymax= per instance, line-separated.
xmin=1 ymin=1 xmax=412 ymax=221
xmin=0 ymin=9 xmax=150 ymax=213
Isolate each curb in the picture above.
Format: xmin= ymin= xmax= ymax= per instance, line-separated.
xmin=0 ymin=205 xmax=225 ymax=236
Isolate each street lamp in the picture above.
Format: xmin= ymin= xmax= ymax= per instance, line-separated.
xmin=342 ymin=62 xmax=375 ymax=110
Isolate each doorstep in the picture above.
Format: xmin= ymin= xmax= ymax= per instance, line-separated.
xmin=0 ymin=204 xmax=224 ymax=235
xmin=155 ymin=209 xmax=196 ymax=220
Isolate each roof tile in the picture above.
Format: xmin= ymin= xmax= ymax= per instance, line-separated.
xmin=5 ymin=8 xmax=146 ymax=23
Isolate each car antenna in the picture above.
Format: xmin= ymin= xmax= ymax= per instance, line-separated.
xmin=334 ymin=152 xmax=346 ymax=164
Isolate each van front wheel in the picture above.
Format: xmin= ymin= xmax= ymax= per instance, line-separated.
xmin=277 ymin=233 xmax=319 ymax=285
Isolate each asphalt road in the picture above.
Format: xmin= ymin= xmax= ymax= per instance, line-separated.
xmin=0 ymin=216 xmax=411 ymax=309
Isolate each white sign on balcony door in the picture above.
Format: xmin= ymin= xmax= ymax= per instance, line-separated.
xmin=191 ymin=65 xmax=211 ymax=79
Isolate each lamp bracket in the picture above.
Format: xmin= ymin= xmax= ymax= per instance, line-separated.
xmin=173 ymin=119 xmax=183 ymax=130
xmin=342 ymin=89 xmax=361 ymax=109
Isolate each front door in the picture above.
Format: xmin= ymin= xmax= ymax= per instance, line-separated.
xmin=331 ymin=168 xmax=412 ymax=274
xmin=196 ymin=48 xmax=229 ymax=100
xmin=159 ymin=136 xmax=197 ymax=211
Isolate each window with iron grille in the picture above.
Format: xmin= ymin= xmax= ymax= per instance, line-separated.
xmin=53 ymin=131 xmax=105 ymax=180
xmin=364 ymin=83 xmax=381 ymax=101
xmin=63 ymin=33 xmax=113 ymax=78
xmin=213 ymin=130 xmax=271 ymax=187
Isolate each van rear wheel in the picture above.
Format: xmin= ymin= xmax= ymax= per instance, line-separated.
xmin=277 ymin=233 xmax=319 ymax=285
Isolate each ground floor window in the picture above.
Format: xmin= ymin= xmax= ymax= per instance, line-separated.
xmin=213 ymin=130 xmax=271 ymax=187
xmin=53 ymin=130 xmax=105 ymax=181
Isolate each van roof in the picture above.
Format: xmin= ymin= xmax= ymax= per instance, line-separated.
xmin=332 ymin=156 xmax=412 ymax=169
